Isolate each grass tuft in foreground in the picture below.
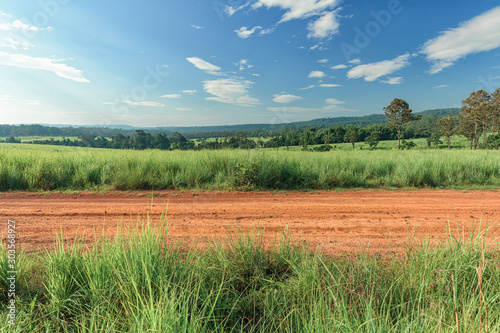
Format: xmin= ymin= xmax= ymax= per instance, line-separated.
xmin=1 ymin=217 xmax=500 ymax=332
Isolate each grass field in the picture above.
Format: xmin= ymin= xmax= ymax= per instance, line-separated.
xmin=0 ymin=143 xmax=499 ymax=191
xmin=1 ymin=217 xmax=499 ymax=332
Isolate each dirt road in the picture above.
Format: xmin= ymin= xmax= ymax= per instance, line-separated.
xmin=1 ymin=190 xmax=499 ymax=254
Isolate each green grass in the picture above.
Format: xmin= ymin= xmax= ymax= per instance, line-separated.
xmin=0 ymin=136 xmax=80 ymax=143
xmin=1 ymin=143 xmax=500 ymax=191
xmin=1 ymin=214 xmax=499 ymax=332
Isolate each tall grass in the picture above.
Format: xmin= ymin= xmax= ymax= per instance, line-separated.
xmin=1 ymin=145 xmax=500 ymax=191
xmin=1 ymin=216 xmax=499 ymax=332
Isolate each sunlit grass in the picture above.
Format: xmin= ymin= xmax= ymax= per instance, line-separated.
xmin=1 ymin=144 xmax=500 ymax=191
xmin=0 ymin=214 xmax=499 ymax=332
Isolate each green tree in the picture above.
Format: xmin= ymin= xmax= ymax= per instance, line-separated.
xmin=80 ymin=133 xmax=96 ymax=147
xmin=384 ymin=98 xmax=421 ymax=149
xmin=490 ymin=88 xmax=500 ymax=134
xmin=344 ymin=128 xmax=358 ymax=149
xmin=364 ymin=131 xmax=380 ymax=150
xmin=427 ymin=133 xmax=442 ymax=149
xmin=437 ymin=116 xmax=456 ymax=150
xmin=461 ymin=89 xmax=492 ymax=149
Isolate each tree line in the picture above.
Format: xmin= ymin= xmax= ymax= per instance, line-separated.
xmin=2 ymin=88 xmax=499 ymax=151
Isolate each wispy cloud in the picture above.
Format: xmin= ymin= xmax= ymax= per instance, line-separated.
xmin=331 ymin=64 xmax=347 ymax=70
xmin=186 ymin=57 xmax=221 ymax=74
xmin=253 ymin=0 xmax=341 ymax=23
xmin=0 ymin=19 xmax=52 ymax=31
xmin=267 ymin=98 xmax=356 ymax=118
xmin=161 ymin=94 xmax=181 ymax=99
xmin=191 ymin=24 xmax=204 ymax=29
xmin=318 ymin=59 xmax=329 ymax=63
xmin=299 ymin=84 xmax=315 ymax=90
xmin=235 ymin=26 xmax=263 ymax=39
xmin=175 ymin=107 xmax=192 ymax=111
xmin=319 ymin=83 xmax=342 ymax=87
xmin=421 ymin=6 xmax=500 ymax=74
xmin=435 ymin=84 xmax=448 ymax=88
xmin=347 ymin=54 xmax=410 ymax=82
xmin=380 ymin=77 xmax=403 ymax=85
xmin=204 ymin=78 xmax=260 ymax=106
xmin=348 ymin=59 xmax=361 ymax=64
xmin=0 ymin=51 xmax=89 ymax=82
xmin=308 ymin=70 xmax=325 ymax=78
xmin=102 ymin=101 xmax=165 ymax=107
xmin=124 ymin=101 xmax=165 ymax=107
xmin=0 ymin=37 xmax=33 ymax=50
xmin=182 ymin=90 xmax=197 ymax=94
xmin=248 ymin=0 xmax=342 ymax=40
xmin=273 ymin=93 xmax=303 ymax=103
xmin=0 ymin=94 xmax=40 ymax=105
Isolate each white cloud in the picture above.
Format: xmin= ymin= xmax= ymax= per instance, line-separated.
xmin=435 ymin=85 xmax=448 ymax=88
xmin=380 ymin=77 xmax=404 ymax=85
xmin=0 ymin=37 xmax=33 ymax=50
xmin=325 ymin=98 xmax=345 ymax=105
xmin=0 ymin=51 xmax=89 ymax=82
xmin=319 ymin=83 xmax=342 ymax=87
xmin=266 ymin=98 xmax=355 ymax=118
xmin=0 ymin=95 xmax=40 ymax=105
xmin=318 ymin=59 xmax=329 ymax=63
xmin=331 ymin=64 xmax=347 ymax=70
xmin=235 ymin=26 xmax=263 ymax=39
xmin=273 ymin=93 xmax=303 ymax=103
xmin=347 ymin=54 xmax=410 ymax=82
xmin=175 ymin=107 xmax=192 ymax=111
xmin=182 ymin=90 xmax=197 ymax=94
xmin=299 ymin=84 xmax=315 ymax=90
xmin=191 ymin=24 xmax=204 ymax=29
xmin=237 ymin=59 xmax=253 ymax=71
xmin=225 ymin=3 xmax=250 ymax=16
xmin=123 ymin=101 xmax=165 ymax=107
xmin=102 ymin=101 xmax=164 ymax=107
xmin=308 ymin=70 xmax=325 ymax=78
xmin=204 ymin=78 xmax=260 ymax=106
xmin=421 ymin=6 xmax=500 ymax=74
xmin=0 ymin=19 xmax=51 ymax=31
xmin=186 ymin=57 xmax=221 ymax=71
xmin=348 ymin=58 xmax=361 ymax=64
xmin=253 ymin=0 xmax=341 ymax=23
xmin=307 ymin=10 xmax=340 ymax=39
xmin=161 ymin=94 xmax=181 ymax=99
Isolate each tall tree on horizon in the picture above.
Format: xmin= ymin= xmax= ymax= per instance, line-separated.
xmin=461 ymin=89 xmax=491 ymax=149
xmin=384 ymin=98 xmax=421 ymax=150
xmin=437 ymin=116 xmax=456 ymax=150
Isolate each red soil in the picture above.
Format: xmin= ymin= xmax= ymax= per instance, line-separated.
xmin=1 ymin=190 xmax=499 ymax=255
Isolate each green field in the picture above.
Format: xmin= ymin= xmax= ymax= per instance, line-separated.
xmin=1 ymin=218 xmax=498 ymax=332
xmin=0 ymin=143 xmax=499 ymax=191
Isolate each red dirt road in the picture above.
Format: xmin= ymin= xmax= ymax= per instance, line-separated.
xmin=1 ymin=190 xmax=499 ymax=255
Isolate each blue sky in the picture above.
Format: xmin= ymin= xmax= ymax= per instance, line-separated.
xmin=1 ymin=0 xmax=500 ymax=127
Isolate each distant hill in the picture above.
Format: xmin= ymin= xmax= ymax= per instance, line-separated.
xmin=159 ymin=108 xmax=461 ymax=135
xmin=1 ymin=108 xmax=460 ymax=138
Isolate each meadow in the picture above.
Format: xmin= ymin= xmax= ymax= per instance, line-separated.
xmin=0 ymin=143 xmax=499 ymax=191
xmin=1 ymin=217 xmax=499 ymax=332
